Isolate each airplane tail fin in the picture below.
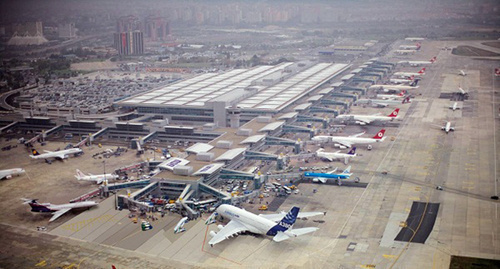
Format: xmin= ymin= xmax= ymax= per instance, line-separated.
xmin=419 ymin=68 xmax=426 ymax=74
xmin=373 ymin=129 xmax=386 ymax=139
xmin=430 ymin=56 xmax=437 ymax=63
xmin=22 ymin=198 xmax=51 ymax=212
xmin=75 ymin=169 xmax=86 ymax=180
xmin=342 ymin=165 xmax=351 ymax=174
xmin=402 ymin=96 xmax=411 ymax=104
xmin=410 ymin=79 xmax=419 ymax=87
xmin=388 ymin=108 xmax=399 ymax=118
xmin=268 ymin=207 xmax=299 ymax=235
xmin=495 ymin=68 xmax=500 ymax=76
xmin=31 ymin=149 xmax=40 ymax=156
xmin=347 ymin=147 xmax=356 ymax=155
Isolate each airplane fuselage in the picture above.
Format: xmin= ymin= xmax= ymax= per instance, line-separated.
xmin=217 ymin=205 xmax=275 ymax=235
xmin=0 ymin=168 xmax=25 ymax=179
xmin=30 ymin=148 xmax=83 ymax=160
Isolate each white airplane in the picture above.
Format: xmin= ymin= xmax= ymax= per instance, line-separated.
xmin=405 ymin=37 xmax=425 ymax=41
xmin=174 ymin=217 xmax=189 ymax=234
xmin=22 ymin=198 xmax=98 ymax=222
xmin=457 ymin=86 xmax=469 ymax=96
xmin=395 ymin=49 xmax=417 ymax=55
xmin=363 ymin=97 xmax=411 ymax=108
xmin=206 ymin=204 xmax=324 ymax=247
xmin=393 ymin=68 xmax=426 ymax=78
xmin=398 ymin=56 xmax=436 ymax=66
xmin=449 ymin=102 xmax=461 ymax=111
xmin=459 ymin=70 xmax=466 ymax=76
xmin=0 ymin=168 xmax=25 ymax=180
xmin=369 ymin=81 xmax=419 ymax=91
xmin=389 ymin=77 xmax=419 ymax=85
xmin=75 ymin=169 xmax=118 ymax=184
xmin=433 ymin=121 xmax=455 ymax=134
xmin=399 ymin=43 xmax=421 ymax=50
xmin=29 ymin=148 xmax=83 ymax=160
xmin=336 ymin=108 xmax=399 ymax=126
xmin=312 ymin=129 xmax=386 ymax=149
xmin=377 ymin=91 xmax=407 ymax=100
xmin=316 ymin=147 xmax=356 ymax=164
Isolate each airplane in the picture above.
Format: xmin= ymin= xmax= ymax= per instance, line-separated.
xmin=0 ymin=168 xmax=25 ymax=180
xmin=377 ymin=91 xmax=407 ymax=100
xmin=316 ymin=147 xmax=356 ymax=164
xmin=206 ymin=204 xmax=325 ymax=247
xmin=457 ymin=86 xmax=469 ymax=96
xmin=174 ymin=217 xmax=189 ymax=234
xmin=395 ymin=49 xmax=417 ymax=55
xmin=449 ymin=102 xmax=461 ymax=111
xmin=357 ymin=97 xmax=410 ymax=108
xmin=29 ymin=148 xmax=83 ymax=161
xmin=22 ymin=198 xmax=98 ymax=222
xmin=433 ymin=121 xmax=455 ymax=134
xmin=312 ymin=129 xmax=386 ymax=149
xmin=399 ymin=43 xmax=421 ymax=50
xmin=393 ymin=68 xmax=426 ymax=78
xmin=305 ymin=166 xmax=352 ymax=183
xmin=405 ymin=37 xmax=425 ymax=41
xmin=369 ymin=81 xmax=419 ymax=91
xmin=398 ymin=56 xmax=436 ymax=66
xmin=389 ymin=77 xmax=418 ymax=85
xmin=336 ymin=108 xmax=399 ymax=126
xmin=75 ymin=169 xmax=118 ymax=184
xmin=459 ymin=70 xmax=466 ymax=76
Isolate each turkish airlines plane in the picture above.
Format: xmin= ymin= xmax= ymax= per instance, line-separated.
xmin=312 ymin=129 xmax=386 ymax=149
xmin=398 ymin=56 xmax=436 ymax=66
xmin=336 ymin=108 xmax=399 ymax=125
xmin=393 ymin=68 xmax=426 ymax=78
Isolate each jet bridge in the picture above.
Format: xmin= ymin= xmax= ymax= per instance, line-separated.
xmin=309 ymin=106 xmax=339 ymax=116
xmin=320 ymin=99 xmax=350 ymax=109
xmin=0 ymin=121 xmax=18 ymax=134
xmin=139 ymin=131 xmax=157 ymax=145
xmin=331 ymin=92 xmax=360 ymax=101
xmin=90 ymin=127 xmax=109 ymax=141
xmin=265 ymin=136 xmax=301 ymax=154
xmin=296 ymin=115 xmax=328 ymax=129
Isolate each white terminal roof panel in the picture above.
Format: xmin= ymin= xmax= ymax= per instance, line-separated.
xmin=214 ymin=148 xmax=246 ymax=162
xmin=341 ymin=74 xmax=355 ymax=81
xmin=277 ymin=112 xmax=298 ymax=120
xmin=307 ymin=95 xmax=323 ymax=102
xmin=351 ymin=68 xmax=363 ymax=74
xmin=331 ymin=82 xmax=344 ymax=88
xmin=158 ymin=157 xmax=190 ymax=171
xmin=236 ymin=63 xmax=349 ymax=111
xmin=186 ymin=143 xmax=214 ymax=154
xmin=193 ymin=163 xmax=225 ymax=176
xmin=118 ymin=63 xmax=294 ymax=107
xmin=259 ymin=121 xmax=285 ymax=132
xmin=318 ymin=88 xmax=333 ymax=95
xmin=240 ymin=134 xmax=266 ymax=144
xmin=293 ymin=103 xmax=311 ymax=111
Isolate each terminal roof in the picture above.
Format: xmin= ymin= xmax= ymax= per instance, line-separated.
xmin=186 ymin=143 xmax=214 ymax=154
xmin=214 ymin=148 xmax=246 ymax=162
xmin=240 ymin=134 xmax=266 ymax=144
xmin=259 ymin=121 xmax=285 ymax=132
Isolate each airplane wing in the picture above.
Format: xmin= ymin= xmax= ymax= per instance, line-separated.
xmin=209 ymin=220 xmax=249 ymax=246
xmin=327 ymin=168 xmax=338 ymax=174
xmin=259 ymin=211 xmax=325 ymax=222
xmin=55 ymin=153 xmax=68 ymax=159
xmin=372 ymin=102 xmax=389 ymax=108
xmin=322 ymin=156 xmax=333 ymax=162
xmin=49 ymin=208 xmax=71 ymax=222
xmin=349 ymin=132 xmax=365 ymax=138
xmin=273 ymin=227 xmax=319 ymax=242
xmin=43 ymin=150 xmax=53 ymax=153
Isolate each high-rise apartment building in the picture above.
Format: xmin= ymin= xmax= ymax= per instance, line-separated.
xmin=113 ymin=31 xmax=144 ymax=55
xmin=145 ymin=17 xmax=169 ymax=41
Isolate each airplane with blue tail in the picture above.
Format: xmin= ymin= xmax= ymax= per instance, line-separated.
xmin=304 ymin=166 xmax=352 ymax=184
xmin=206 ymin=204 xmax=325 ymax=247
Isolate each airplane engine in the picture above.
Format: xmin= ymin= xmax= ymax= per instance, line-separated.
xmin=210 ymin=231 xmax=217 ymax=237
xmin=355 ymin=121 xmax=366 ymax=126
xmin=334 ymin=144 xmax=347 ymax=149
xmin=218 ymin=225 xmax=224 ymax=230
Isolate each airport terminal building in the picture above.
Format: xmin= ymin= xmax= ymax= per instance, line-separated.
xmin=115 ymin=62 xmax=350 ymax=127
